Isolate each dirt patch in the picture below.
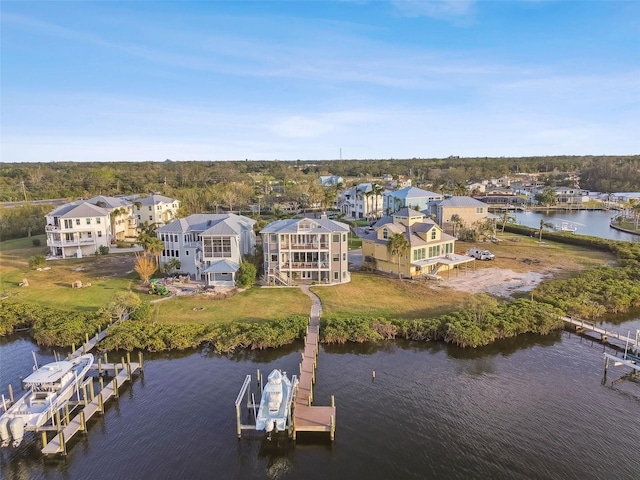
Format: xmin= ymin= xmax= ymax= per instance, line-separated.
xmin=437 ymin=267 xmax=553 ymax=298
xmin=65 ymin=254 xmax=138 ymax=278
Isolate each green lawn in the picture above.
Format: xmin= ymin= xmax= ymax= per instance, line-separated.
xmin=313 ymin=272 xmax=469 ymax=319
xmin=151 ymin=287 xmax=311 ymax=325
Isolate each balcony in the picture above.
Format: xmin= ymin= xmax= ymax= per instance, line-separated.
xmin=279 ymin=262 xmax=330 ymax=270
xmin=280 ymin=243 xmax=329 ymax=250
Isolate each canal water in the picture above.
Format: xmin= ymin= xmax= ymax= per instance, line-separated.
xmin=1 ymin=324 xmax=639 ymax=480
xmin=510 ymin=210 xmax=639 ymax=242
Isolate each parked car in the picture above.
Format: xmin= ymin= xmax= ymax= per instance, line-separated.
xmin=468 ymin=248 xmax=495 ymax=261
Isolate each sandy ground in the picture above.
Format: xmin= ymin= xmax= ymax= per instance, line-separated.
xmin=436 ymin=267 xmax=554 ymax=298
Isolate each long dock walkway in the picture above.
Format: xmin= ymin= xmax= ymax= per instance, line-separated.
xmin=293 ymin=286 xmax=335 ymax=440
xmin=563 ymin=316 xmax=639 ymax=346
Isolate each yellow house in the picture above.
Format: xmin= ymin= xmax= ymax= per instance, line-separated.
xmin=361 ymin=208 xmax=473 ymax=278
xmin=434 ymin=196 xmax=492 ymax=235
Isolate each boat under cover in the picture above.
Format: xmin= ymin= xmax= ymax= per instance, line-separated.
xmin=0 ymin=353 xmax=94 ymax=447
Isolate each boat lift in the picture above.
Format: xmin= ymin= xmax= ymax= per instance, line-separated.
xmin=603 ymin=330 xmax=640 ymax=386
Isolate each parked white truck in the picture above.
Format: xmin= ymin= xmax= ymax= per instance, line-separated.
xmin=468 ymin=248 xmax=495 ymax=261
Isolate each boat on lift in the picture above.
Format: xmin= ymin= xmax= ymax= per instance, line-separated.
xmin=0 ymin=353 xmax=94 ymax=447
xmin=255 ymin=369 xmax=296 ymax=435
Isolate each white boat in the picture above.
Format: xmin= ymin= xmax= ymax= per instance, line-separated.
xmin=554 ymin=222 xmax=577 ymax=233
xmin=255 ymin=369 xmax=296 ymax=434
xmin=0 ymin=353 xmax=94 ymax=447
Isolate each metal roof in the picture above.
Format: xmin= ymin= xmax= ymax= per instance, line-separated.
xmin=260 ymin=218 xmax=349 ymax=234
xmin=384 ymin=187 xmax=441 ymax=199
xmin=203 ymin=259 xmax=240 ymax=273
xmin=157 ymin=214 xmax=255 ymax=235
xmin=53 ymin=202 xmax=109 ymax=218
xmin=436 ymin=196 xmax=490 ymax=208
xmin=85 ymin=195 xmax=132 ymax=209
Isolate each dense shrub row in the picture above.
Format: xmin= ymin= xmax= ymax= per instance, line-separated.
xmin=321 ymin=299 xmax=563 ymax=348
xmin=0 ymin=301 xmax=108 ymax=346
xmin=101 ymin=315 xmax=308 ymax=352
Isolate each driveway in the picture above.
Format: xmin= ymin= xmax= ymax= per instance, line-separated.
xmin=348 ymin=248 xmax=363 ymax=269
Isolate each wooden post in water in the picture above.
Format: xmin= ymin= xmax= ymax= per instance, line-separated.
xmin=331 ymin=395 xmax=335 ymax=408
xmin=64 ymin=404 xmax=70 ymax=424
xmin=99 ymin=376 xmax=104 ymax=391
xmin=126 ymin=352 xmax=131 ymax=365
xmin=330 ymin=415 xmax=335 ymax=441
xmin=79 ymin=411 xmax=86 ymax=432
xmin=127 ymin=362 xmax=132 ymax=381
xmin=121 ymin=357 xmax=126 ymax=374
xmin=103 ymin=352 xmax=108 ymax=364
xmin=41 ymin=431 xmax=47 ymax=449
xmin=138 ymin=351 xmax=144 ymax=371
xmin=60 ymin=431 xmax=67 ymax=455
xmin=55 ymin=411 xmax=62 ymax=431
xmin=236 ymin=404 xmax=241 ymax=438
xmin=98 ymin=357 xmax=102 ymax=375
xmin=8 ymin=384 xmax=14 ymax=404
xmin=88 ymin=380 xmax=95 ymax=401
xmin=82 ymin=384 xmax=88 ymax=406
xmin=71 ymin=343 xmax=76 ymax=354
xmin=113 ymin=378 xmax=119 ymax=399
xmin=114 ymin=362 xmax=119 ymax=378
xmin=98 ymin=393 xmax=104 ymax=414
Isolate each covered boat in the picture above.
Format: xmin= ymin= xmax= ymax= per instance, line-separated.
xmin=0 ymin=353 xmax=94 ymax=447
xmin=255 ymin=369 xmax=296 ymax=434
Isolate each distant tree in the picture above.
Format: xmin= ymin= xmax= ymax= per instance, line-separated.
xmin=107 ymin=291 xmax=141 ymax=321
xmin=500 ymin=211 xmax=517 ymax=233
xmin=535 ymin=187 xmax=558 ymax=209
xmin=29 ymin=255 xmax=46 ymax=269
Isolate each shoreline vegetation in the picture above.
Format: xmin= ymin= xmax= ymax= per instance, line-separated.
xmin=1 ymin=227 xmax=639 ymax=352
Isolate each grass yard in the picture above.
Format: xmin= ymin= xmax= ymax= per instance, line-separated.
xmin=314 ymin=272 xmax=470 ymax=319
xmin=151 ymin=287 xmax=311 ymax=325
xmin=1 ymin=236 xmax=138 ymax=311
xmin=458 ymin=235 xmax=615 ymax=275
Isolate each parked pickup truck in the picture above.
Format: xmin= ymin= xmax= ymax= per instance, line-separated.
xmin=468 ymin=248 xmax=495 ymax=261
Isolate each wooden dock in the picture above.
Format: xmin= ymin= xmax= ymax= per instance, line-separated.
xmin=42 ymin=359 xmax=141 ymax=455
xmin=563 ymin=316 xmax=640 ymax=346
xmin=293 ymin=286 xmax=336 ymax=440
xmin=0 ymin=323 xmax=145 ymax=456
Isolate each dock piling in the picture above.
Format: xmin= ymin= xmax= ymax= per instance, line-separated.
xmin=8 ymin=384 xmax=14 ymax=404
xmin=138 ymin=351 xmax=144 ymax=371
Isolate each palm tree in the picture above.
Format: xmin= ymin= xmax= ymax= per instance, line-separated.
xmin=538 ymin=218 xmax=554 ymax=242
xmin=450 ymin=214 xmax=463 ymax=237
xmin=387 ymin=232 xmax=410 ymax=278
xmin=371 ymin=183 xmax=385 ymax=219
xmin=145 ymin=237 xmax=164 ymax=269
xmin=501 ymin=211 xmax=516 ymax=233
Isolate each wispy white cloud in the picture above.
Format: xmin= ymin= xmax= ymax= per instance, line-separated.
xmin=392 ymin=0 xmax=477 ymax=22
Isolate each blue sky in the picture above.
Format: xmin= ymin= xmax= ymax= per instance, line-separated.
xmin=1 ymin=1 xmax=638 ymax=162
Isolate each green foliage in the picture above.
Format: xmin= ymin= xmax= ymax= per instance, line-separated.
xmin=101 ymin=315 xmax=308 ymax=352
xmin=130 ymin=301 xmax=152 ymax=321
xmin=32 ymin=238 xmax=41 ymax=247
xmin=0 ymin=300 xmax=108 ymax=346
xmin=320 ymin=299 xmax=563 ymax=348
xmin=99 ymin=245 xmax=110 ymax=255
xmin=236 ymin=260 xmax=257 ymax=288
xmin=0 ymin=204 xmax=50 ymax=241
xmin=28 ymin=254 xmax=46 ymax=269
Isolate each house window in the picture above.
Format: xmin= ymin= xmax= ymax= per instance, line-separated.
xmin=334 ymin=271 xmax=339 ymax=280
xmin=382 ymin=229 xmax=388 ymax=240
xmin=148 ymin=206 xmax=152 ymax=211
xmin=96 ymin=218 xmax=101 ymax=224
xmin=86 ymin=218 xmax=91 ymax=225
xmin=98 ymin=231 xmax=102 ymax=237
xmin=137 ymin=215 xmax=141 ymax=220
xmin=186 ymin=251 xmax=189 ymax=255
xmin=343 ymin=234 xmax=346 ymax=242
xmin=333 ymin=234 xmax=340 ymax=242
xmin=64 ymin=219 xmax=73 ymax=228
xmin=87 ymin=232 xmax=92 ymax=238
xmin=431 ymin=230 xmax=436 ymax=240
xmin=271 ymin=254 xmax=277 ymax=262
xmin=149 ymin=216 xmax=153 ymax=221
xmin=343 ymin=253 xmax=346 ymax=261
xmin=76 ymin=219 xmax=80 ymax=226
xmin=476 ymin=207 xmax=483 ymax=213
xmin=332 ymin=254 xmax=339 ymax=262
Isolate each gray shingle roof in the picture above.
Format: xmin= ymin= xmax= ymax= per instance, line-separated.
xmin=58 ymin=202 xmax=109 ymax=218
xmin=85 ymin=195 xmax=132 ymax=209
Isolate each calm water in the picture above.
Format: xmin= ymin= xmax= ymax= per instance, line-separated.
xmin=1 ymin=325 xmax=639 ymax=480
xmin=511 ymin=210 xmax=639 ymax=242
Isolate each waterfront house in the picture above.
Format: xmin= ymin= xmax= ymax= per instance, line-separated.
xmin=45 ymin=202 xmax=112 ymax=258
xmin=260 ymin=216 xmax=350 ymax=286
xmin=431 ymin=196 xmax=493 ymax=234
xmin=382 ymin=187 xmax=443 ymax=216
xmin=85 ymin=195 xmax=137 ymax=241
xmin=361 ymin=208 xmax=469 ymax=278
xmin=126 ymin=194 xmax=180 ymax=228
xmin=156 ymin=213 xmax=256 ymax=287
xmin=319 ymin=175 xmax=344 ymax=187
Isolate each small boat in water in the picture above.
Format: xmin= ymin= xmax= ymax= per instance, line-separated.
xmin=255 ymin=369 xmax=296 ymax=435
xmin=0 ymin=353 xmax=94 ymax=447
xmin=554 ymin=221 xmax=577 ymax=233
